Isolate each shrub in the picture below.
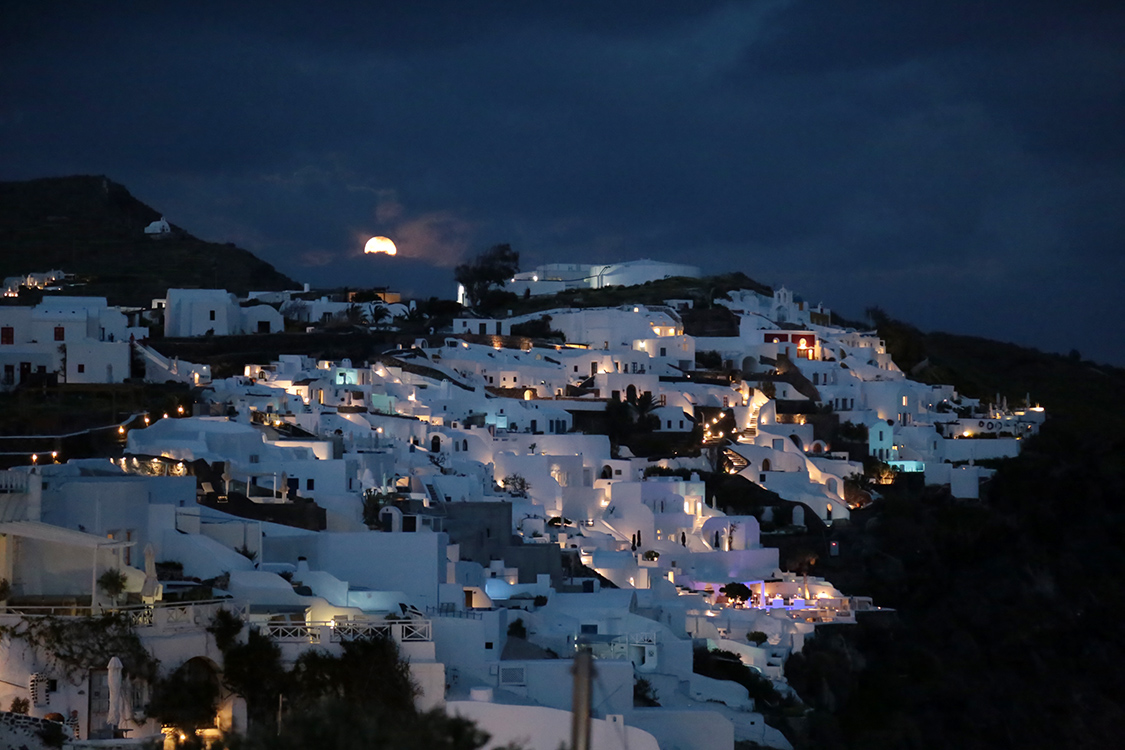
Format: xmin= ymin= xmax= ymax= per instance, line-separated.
xmin=507 ymin=619 xmax=527 ymax=638
xmin=98 ymin=568 xmax=127 ymax=598
xmin=748 ymin=631 xmax=768 ymax=646
xmin=207 ymin=608 xmax=245 ymax=652
xmin=634 ymin=677 xmax=660 ymax=706
xmin=9 ymin=696 xmax=29 ymax=714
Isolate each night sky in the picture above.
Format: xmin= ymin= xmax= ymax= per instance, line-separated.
xmin=2 ymin=2 xmax=1122 ymax=363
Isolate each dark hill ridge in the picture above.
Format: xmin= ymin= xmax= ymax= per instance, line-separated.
xmin=868 ymin=309 xmax=1125 ymax=427
xmin=0 ymin=175 xmax=298 ymax=306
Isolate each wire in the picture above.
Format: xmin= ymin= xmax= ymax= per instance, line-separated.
xmin=592 ymin=667 xmax=632 ymax=750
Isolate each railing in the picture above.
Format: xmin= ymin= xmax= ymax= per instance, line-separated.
xmin=263 ymin=618 xmax=433 ymax=644
xmin=264 ymin=622 xmax=322 ymax=643
xmin=0 ymin=471 xmax=30 ymax=492
xmin=425 ymin=605 xmax=483 ymax=620
xmin=0 ymin=599 xmax=247 ymax=628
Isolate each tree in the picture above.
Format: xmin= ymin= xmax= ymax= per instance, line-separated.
xmin=219 ymin=628 xmax=287 ymax=730
xmin=720 ymin=581 xmax=752 ymax=604
xmin=146 ymin=659 xmax=221 ymax=736
xmin=289 ymin=635 xmax=418 ymax=716
xmin=368 ymin=303 xmax=390 ymax=329
xmin=454 ymin=244 xmax=519 ymax=308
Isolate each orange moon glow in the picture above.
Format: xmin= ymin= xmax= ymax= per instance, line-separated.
xmin=364 ymin=236 xmax=397 ymax=255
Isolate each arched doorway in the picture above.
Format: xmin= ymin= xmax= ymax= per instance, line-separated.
xmin=430 ymin=435 xmax=440 ymax=453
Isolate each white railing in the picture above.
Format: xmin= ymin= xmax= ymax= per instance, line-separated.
xmin=263 ymin=618 xmax=433 ymax=644
xmin=0 ymin=471 xmax=30 ymax=493
xmin=264 ymin=622 xmax=322 ymax=643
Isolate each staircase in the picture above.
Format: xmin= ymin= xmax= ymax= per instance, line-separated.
xmin=743 ymin=405 xmax=759 ymax=438
xmin=722 ymin=448 xmax=749 ymax=474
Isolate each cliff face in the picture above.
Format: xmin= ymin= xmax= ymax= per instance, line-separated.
xmin=0 ymin=175 xmax=298 ymax=305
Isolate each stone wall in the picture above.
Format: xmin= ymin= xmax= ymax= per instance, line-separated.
xmin=0 ymin=710 xmax=71 ymax=749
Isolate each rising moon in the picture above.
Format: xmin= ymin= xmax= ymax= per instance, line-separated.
xmin=364 ymin=236 xmax=397 ymax=255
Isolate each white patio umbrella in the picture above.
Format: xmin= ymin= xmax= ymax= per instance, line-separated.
xmin=106 ymin=656 xmax=125 ymax=727
xmin=140 ymin=543 xmax=158 ymax=600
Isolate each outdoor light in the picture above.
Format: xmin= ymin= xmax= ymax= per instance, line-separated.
xmin=31 ymin=454 xmax=37 ymax=463
xmin=177 ymin=405 xmax=185 ymax=414
xmin=118 ymin=425 xmax=125 ymax=434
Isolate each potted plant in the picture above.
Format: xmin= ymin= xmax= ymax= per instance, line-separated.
xmin=98 ymin=568 xmax=128 ymax=604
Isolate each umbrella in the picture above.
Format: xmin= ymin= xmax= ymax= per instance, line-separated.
xmin=140 ymin=543 xmax=158 ymax=600
xmin=106 ymin=656 xmax=126 ymax=727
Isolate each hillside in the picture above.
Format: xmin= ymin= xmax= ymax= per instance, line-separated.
xmin=0 ymin=175 xmax=298 ymax=306
xmin=783 ymin=320 xmax=1125 ymax=750
xmin=870 ymin=311 xmax=1125 ymax=427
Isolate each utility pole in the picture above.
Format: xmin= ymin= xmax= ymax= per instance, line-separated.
xmin=571 ymin=648 xmax=594 ymax=750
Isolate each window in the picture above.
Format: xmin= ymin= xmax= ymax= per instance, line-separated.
xmin=306 ymin=478 xmax=315 ymax=491
xmin=1 ymin=327 xmax=12 ymax=345
xmin=484 ymin=642 xmax=494 ymax=650
xmin=660 ymin=347 xmax=667 ymax=357
xmin=209 ymin=310 xmax=216 ymax=321
xmin=54 ymin=326 xmax=65 ymax=341
xmin=77 ymin=364 xmax=85 ymax=373
xmin=249 ymin=454 xmax=260 ymax=464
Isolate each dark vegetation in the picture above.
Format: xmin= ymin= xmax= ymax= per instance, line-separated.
xmin=151 ymin=330 xmax=396 ymax=379
xmin=154 ymin=612 xmax=507 ymax=750
xmin=0 ymin=176 xmax=297 ymax=306
xmin=454 ymin=243 xmax=520 ymax=310
xmin=0 ymin=382 xmax=193 ymax=468
xmin=694 ymin=646 xmax=794 ymax=711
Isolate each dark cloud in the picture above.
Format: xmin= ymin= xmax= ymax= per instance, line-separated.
xmin=2 ymin=1 xmax=1123 ymax=363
